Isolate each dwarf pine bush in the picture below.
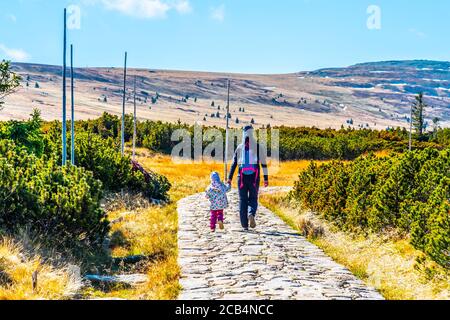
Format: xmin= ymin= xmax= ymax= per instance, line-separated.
xmin=0 ymin=112 xmax=171 ymax=252
xmin=73 ymin=132 xmax=170 ymax=201
xmin=69 ymin=112 xmax=447 ymax=162
xmin=43 ymin=121 xmax=171 ymax=201
xmin=343 ymin=155 xmax=393 ymax=230
xmin=0 ymin=140 xmax=109 ymax=250
xmin=0 ymin=109 xmax=44 ymax=156
xmin=290 ymin=148 xmax=450 ymax=268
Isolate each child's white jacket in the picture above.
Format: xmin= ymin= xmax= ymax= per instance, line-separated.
xmin=205 ymin=182 xmax=231 ymax=210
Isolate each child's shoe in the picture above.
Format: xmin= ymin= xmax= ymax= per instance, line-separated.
xmin=249 ymin=215 xmax=257 ymax=229
xmin=218 ymin=220 xmax=224 ymax=230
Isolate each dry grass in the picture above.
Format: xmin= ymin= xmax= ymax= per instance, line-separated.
xmin=0 ymin=238 xmax=81 ymax=300
xmin=83 ymin=196 xmax=181 ymax=300
xmin=373 ymin=150 xmax=392 ymax=158
xmin=260 ymin=192 xmax=450 ymax=300
xmin=138 ymin=151 xmax=320 ymax=189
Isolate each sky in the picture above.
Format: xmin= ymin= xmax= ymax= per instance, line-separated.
xmin=0 ymin=0 xmax=449 ymax=74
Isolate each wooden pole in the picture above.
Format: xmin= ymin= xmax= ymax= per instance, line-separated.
xmin=70 ymin=44 xmax=75 ymax=165
xmin=132 ymin=75 xmax=137 ymax=161
xmin=121 ymin=52 xmax=127 ymax=156
xmin=224 ymin=79 xmax=231 ymax=181
xmin=62 ymin=8 xmax=67 ymax=166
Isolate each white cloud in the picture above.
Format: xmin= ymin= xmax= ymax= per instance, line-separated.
xmin=409 ymin=28 xmax=426 ymax=38
xmin=0 ymin=44 xmax=30 ymax=62
xmin=173 ymin=0 xmax=192 ymax=14
xmin=210 ymin=4 xmax=225 ymax=22
xmin=8 ymin=14 xmax=17 ymax=23
xmin=97 ymin=0 xmax=192 ymax=19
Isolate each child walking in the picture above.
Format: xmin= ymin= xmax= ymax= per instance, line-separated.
xmin=205 ymin=172 xmax=231 ymax=232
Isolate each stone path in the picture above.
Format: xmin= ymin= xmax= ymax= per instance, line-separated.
xmin=177 ymin=188 xmax=384 ymax=300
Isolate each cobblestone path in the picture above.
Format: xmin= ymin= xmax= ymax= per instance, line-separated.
xmin=177 ymin=188 xmax=383 ymax=300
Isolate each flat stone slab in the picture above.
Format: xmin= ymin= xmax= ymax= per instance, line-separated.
xmin=177 ymin=188 xmax=383 ymax=300
xmin=85 ymin=274 xmax=147 ymax=286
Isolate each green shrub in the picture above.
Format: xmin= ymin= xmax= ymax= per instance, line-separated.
xmin=290 ymin=148 xmax=450 ymax=268
xmin=369 ymin=149 xmax=439 ymax=231
xmin=422 ymin=181 xmax=449 ymax=268
xmin=344 ymin=154 xmax=391 ymax=230
xmin=57 ymin=112 xmax=448 ymax=162
xmin=73 ymin=132 xmax=170 ymax=201
xmin=0 ymin=140 xmax=109 ymax=251
xmin=0 ymin=109 xmax=44 ymax=156
xmin=42 ymin=122 xmax=171 ymax=201
xmin=0 ymin=113 xmax=171 ymax=255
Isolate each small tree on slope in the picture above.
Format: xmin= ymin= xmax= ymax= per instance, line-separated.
xmin=412 ymin=93 xmax=426 ymax=137
xmin=0 ymin=60 xmax=21 ymax=111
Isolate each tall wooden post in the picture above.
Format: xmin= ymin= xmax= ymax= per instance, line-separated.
xmin=62 ymin=8 xmax=67 ymax=166
xmin=132 ymin=75 xmax=137 ymax=161
xmin=70 ymin=44 xmax=75 ymax=165
xmin=121 ymin=52 xmax=128 ymax=156
xmin=224 ymin=79 xmax=231 ymax=181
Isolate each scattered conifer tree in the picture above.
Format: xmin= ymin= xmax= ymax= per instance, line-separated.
xmin=412 ymin=93 xmax=426 ymax=137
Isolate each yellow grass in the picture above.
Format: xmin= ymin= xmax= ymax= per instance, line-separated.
xmin=260 ymin=192 xmax=450 ymax=300
xmin=84 ymin=194 xmax=181 ymax=299
xmin=139 ymin=151 xmax=319 ymax=188
xmin=0 ymin=238 xmax=81 ymax=300
xmin=373 ymin=149 xmax=392 ymax=158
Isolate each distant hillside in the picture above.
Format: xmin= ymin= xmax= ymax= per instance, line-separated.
xmin=3 ymin=60 xmax=449 ymax=130
xmin=309 ymin=60 xmax=450 ymax=97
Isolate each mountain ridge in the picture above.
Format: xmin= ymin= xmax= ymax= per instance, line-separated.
xmin=3 ymin=60 xmax=450 ymax=130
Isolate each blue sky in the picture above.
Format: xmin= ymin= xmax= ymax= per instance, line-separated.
xmin=0 ymin=0 xmax=449 ymax=73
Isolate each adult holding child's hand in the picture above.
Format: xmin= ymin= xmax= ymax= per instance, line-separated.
xmin=228 ymin=125 xmax=269 ymax=231
xmin=230 ymin=179 xmax=269 ymax=188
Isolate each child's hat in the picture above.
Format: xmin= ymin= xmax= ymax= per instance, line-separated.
xmin=210 ymin=171 xmax=221 ymax=183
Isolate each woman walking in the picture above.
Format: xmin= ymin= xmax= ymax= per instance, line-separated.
xmin=228 ymin=126 xmax=269 ymax=231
